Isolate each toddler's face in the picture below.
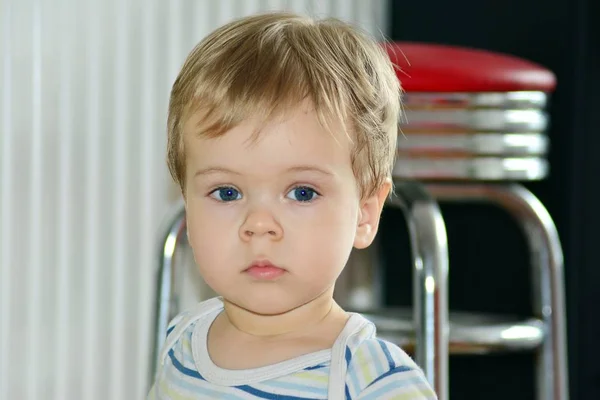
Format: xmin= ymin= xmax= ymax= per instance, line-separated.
xmin=183 ymin=103 xmax=377 ymax=315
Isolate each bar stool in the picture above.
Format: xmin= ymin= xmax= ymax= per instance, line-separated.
xmin=378 ymin=41 xmax=567 ymax=400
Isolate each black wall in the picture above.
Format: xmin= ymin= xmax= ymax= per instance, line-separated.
xmin=383 ymin=1 xmax=600 ymax=399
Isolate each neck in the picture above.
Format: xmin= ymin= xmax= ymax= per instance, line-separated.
xmin=222 ymin=288 xmax=342 ymax=337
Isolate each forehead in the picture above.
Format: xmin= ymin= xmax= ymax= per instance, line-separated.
xmin=183 ymin=103 xmax=353 ymax=170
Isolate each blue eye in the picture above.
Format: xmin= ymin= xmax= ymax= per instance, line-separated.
xmin=287 ymin=186 xmax=318 ymax=202
xmin=210 ymin=187 xmax=242 ymax=202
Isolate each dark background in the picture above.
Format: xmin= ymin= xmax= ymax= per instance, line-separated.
xmin=381 ymin=0 xmax=600 ymax=399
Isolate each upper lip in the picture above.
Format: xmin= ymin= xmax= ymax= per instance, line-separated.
xmin=245 ymin=259 xmax=284 ymax=270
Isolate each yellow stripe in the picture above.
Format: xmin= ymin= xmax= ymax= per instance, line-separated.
xmin=389 ymin=388 xmax=437 ymax=400
xmin=355 ymin=347 xmax=375 ymax=383
xmin=292 ymin=370 xmax=329 ymax=384
xmin=159 ymin=378 xmax=198 ymax=400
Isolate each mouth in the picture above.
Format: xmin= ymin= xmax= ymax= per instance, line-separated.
xmin=244 ymin=260 xmax=286 ymax=280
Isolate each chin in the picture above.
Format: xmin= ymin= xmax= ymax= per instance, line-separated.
xmin=224 ymin=291 xmax=314 ymax=316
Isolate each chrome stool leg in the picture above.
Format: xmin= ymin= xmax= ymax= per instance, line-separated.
xmin=150 ymin=205 xmax=186 ymax=382
xmin=389 ymin=181 xmax=450 ymax=400
xmin=428 ymin=183 xmax=569 ymax=400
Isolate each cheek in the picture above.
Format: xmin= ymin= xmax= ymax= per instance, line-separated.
xmin=186 ymin=204 xmax=237 ymax=265
xmin=311 ymin=197 xmax=358 ymax=238
xmin=290 ymin=199 xmax=358 ymax=266
xmin=187 ymin=212 xmax=238 ymax=293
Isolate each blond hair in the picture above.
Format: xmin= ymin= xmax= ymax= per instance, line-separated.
xmin=167 ymin=12 xmax=401 ymax=199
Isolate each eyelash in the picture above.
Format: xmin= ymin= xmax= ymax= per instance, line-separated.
xmin=207 ymin=185 xmax=321 ymax=203
xmin=287 ymin=185 xmax=320 ymax=202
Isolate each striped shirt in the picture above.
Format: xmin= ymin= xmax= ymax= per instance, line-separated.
xmin=148 ymin=298 xmax=437 ymax=400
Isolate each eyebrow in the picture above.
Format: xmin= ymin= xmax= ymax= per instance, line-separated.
xmin=194 ymin=165 xmax=335 ymax=177
xmin=285 ymin=166 xmax=335 ymax=176
xmin=194 ymin=167 xmax=242 ymax=177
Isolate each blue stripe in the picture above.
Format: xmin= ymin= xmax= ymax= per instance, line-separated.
xmin=261 ymin=378 xmax=328 ymax=396
xmin=377 ymin=339 xmax=395 ymax=370
xmin=304 ymin=363 xmax=327 ymax=371
xmin=359 ymin=375 xmax=433 ymax=400
xmin=345 ymin=383 xmax=351 ymax=400
xmin=345 ymin=346 xmax=352 ymax=366
xmin=365 ymin=365 xmax=413 ymax=389
xmin=168 ymin=349 xmax=205 ymax=381
xmin=166 ymin=325 xmax=175 ymax=336
xmin=346 ymin=351 xmax=361 ymax=396
xmin=235 ymin=384 xmax=320 ymax=399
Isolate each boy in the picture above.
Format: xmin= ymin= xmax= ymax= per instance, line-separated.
xmin=149 ymin=12 xmax=438 ymax=400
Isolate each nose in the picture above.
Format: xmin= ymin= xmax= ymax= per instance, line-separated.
xmin=239 ymin=208 xmax=283 ymax=241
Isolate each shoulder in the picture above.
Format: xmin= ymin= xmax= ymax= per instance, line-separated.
xmin=157 ymin=297 xmax=224 ymax=370
xmin=148 ymin=299 xmax=225 ymax=398
xmin=344 ymin=320 xmax=437 ymax=399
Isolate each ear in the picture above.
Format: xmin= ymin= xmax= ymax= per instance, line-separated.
xmin=354 ymin=179 xmax=392 ymax=249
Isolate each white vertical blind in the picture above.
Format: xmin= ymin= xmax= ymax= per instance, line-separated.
xmin=0 ymin=1 xmax=13 ymax=399
xmin=0 ymin=1 xmax=388 ymax=399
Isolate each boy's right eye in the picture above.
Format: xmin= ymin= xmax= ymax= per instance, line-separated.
xmin=209 ymin=187 xmax=242 ymax=202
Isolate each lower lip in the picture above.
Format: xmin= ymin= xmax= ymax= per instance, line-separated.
xmin=245 ymin=266 xmax=286 ymax=280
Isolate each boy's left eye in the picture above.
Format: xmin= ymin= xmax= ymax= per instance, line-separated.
xmin=210 ymin=186 xmax=242 ymax=202
xmin=286 ymin=186 xmax=319 ymax=202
